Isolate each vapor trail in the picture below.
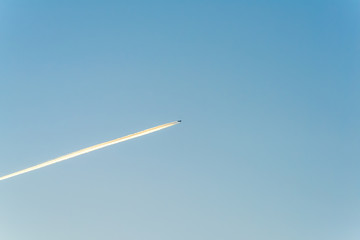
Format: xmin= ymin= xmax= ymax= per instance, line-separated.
xmin=0 ymin=120 xmax=181 ymax=181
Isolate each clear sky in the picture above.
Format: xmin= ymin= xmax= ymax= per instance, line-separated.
xmin=0 ymin=1 xmax=359 ymax=239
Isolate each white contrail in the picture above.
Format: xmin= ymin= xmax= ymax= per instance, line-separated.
xmin=0 ymin=120 xmax=181 ymax=181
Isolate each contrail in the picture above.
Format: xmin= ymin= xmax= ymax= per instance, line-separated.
xmin=0 ymin=120 xmax=181 ymax=181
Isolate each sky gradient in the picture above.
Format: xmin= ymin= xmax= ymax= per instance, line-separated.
xmin=0 ymin=1 xmax=359 ymax=239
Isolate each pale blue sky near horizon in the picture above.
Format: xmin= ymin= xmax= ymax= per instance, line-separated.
xmin=0 ymin=1 xmax=359 ymax=239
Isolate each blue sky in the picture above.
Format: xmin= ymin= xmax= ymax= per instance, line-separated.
xmin=0 ymin=1 xmax=359 ymax=239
